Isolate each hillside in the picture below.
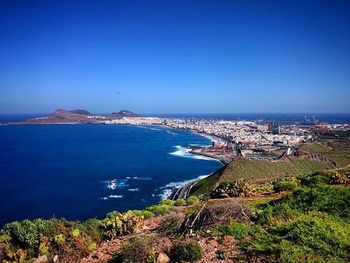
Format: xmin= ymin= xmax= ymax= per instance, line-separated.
xmin=191 ymin=156 xmax=332 ymax=196
xmin=1 ymin=168 xmax=349 ymax=263
xmin=191 ymin=138 xmax=350 ymax=197
xmin=299 ymin=140 xmax=350 ymax=167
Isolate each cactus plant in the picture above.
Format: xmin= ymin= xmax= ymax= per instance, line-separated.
xmin=211 ymin=179 xmax=252 ymax=198
xmin=101 ymin=212 xmax=143 ymax=239
xmin=331 ymin=172 xmax=348 ymax=184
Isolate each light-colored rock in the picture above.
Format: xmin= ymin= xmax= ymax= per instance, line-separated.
xmin=208 ymin=239 xmax=219 ymax=248
xmin=33 ymin=255 xmax=48 ymax=263
xmin=53 ymin=255 xmax=59 ymax=262
xmin=157 ymin=252 xmax=170 ymax=263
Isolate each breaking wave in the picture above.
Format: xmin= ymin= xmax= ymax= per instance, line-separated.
xmin=169 ymin=145 xmax=221 ymax=162
xmin=128 ymin=188 xmax=139 ymax=192
xmin=105 ymin=179 xmax=127 ymax=190
xmin=157 ymin=173 xmax=212 ymax=200
xmin=101 ymin=195 xmax=124 ymax=200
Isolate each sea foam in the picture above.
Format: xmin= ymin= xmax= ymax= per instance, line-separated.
xmin=101 ymin=195 xmax=124 ymax=200
xmin=105 ymin=179 xmax=127 ymax=190
xmin=169 ymin=145 xmax=221 ymax=162
xmin=157 ymin=173 xmax=212 ymax=200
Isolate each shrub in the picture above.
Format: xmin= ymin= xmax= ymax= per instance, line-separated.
xmin=160 ymin=199 xmax=176 ymax=206
xmin=186 ymin=196 xmax=199 ymax=205
xmin=2 ymin=219 xmax=53 ymax=248
xmin=331 ymin=172 xmax=348 ymax=185
xmin=110 ymin=236 xmax=156 ymax=263
xmin=158 ymin=213 xmax=182 ymax=236
xmin=254 ymin=183 xmax=273 ymax=192
xmin=198 ymin=194 xmax=210 ymax=201
xmin=123 ymin=209 xmax=155 ymax=219
xmin=146 ymin=204 xmax=175 ymax=216
xmin=273 ymin=181 xmax=299 ymax=192
xmin=171 ymin=240 xmax=203 ymax=262
xmin=0 ymin=218 xmax=102 ymax=261
xmin=246 ymin=213 xmax=350 ymax=262
xmin=174 ymin=199 xmax=186 ymax=206
xmin=257 ymin=205 xmax=274 ymax=224
xmin=258 ymin=185 xmax=350 ymax=223
xmin=141 ymin=211 xmax=155 ymax=219
xmin=50 ymin=219 xmax=100 ymax=260
xmin=101 ymin=212 xmax=143 ymax=240
xmin=211 ymin=179 xmax=252 ymax=198
xmin=83 ymin=219 xmax=102 ymax=242
xmin=219 ymin=219 xmax=256 ymax=240
xmin=286 ymin=186 xmax=350 ymax=219
xmin=247 ymin=182 xmax=350 ymax=262
xmin=299 ymin=171 xmax=333 ymax=187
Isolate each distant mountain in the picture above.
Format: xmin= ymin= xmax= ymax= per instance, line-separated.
xmin=19 ymin=109 xmax=97 ymax=124
xmin=68 ymin=109 xmax=92 ymax=116
xmin=49 ymin=109 xmax=92 ymax=116
xmin=9 ymin=108 xmax=138 ymax=125
xmin=109 ymin=110 xmax=138 ymax=117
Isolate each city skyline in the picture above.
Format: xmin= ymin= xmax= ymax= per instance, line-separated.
xmin=1 ymin=0 xmax=350 ymax=114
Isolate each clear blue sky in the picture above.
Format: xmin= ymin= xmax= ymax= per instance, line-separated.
xmin=0 ymin=0 xmax=349 ymax=114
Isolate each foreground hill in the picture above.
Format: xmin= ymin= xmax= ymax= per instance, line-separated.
xmin=191 ymin=156 xmax=333 ymax=196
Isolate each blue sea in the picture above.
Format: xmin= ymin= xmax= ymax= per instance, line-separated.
xmin=0 ymin=112 xmax=349 ymax=226
xmin=0 ymin=121 xmax=222 ymax=226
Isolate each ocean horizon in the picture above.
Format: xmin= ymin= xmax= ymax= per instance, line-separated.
xmin=1 ymin=112 xmax=350 ymax=124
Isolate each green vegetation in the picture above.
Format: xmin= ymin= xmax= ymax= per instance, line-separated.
xmin=159 ymin=199 xmax=176 ymax=206
xmin=254 ymin=183 xmax=273 ymax=192
xmin=298 ymin=170 xmax=348 ymax=187
xmin=158 ymin=213 xmax=182 ymax=236
xmin=247 ymin=212 xmax=350 ymax=262
xmin=334 ymin=130 xmax=350 ymax=138
xmin=101 ymin=211 xmax=143 ymax=240
xmin=174 ymin=199 xmax=186 ymax=206
xmin=211 ymin=179 xmax=252 ymax=198
xmin=190 ymin=166 xmax=225 ymax=196
xmin=185 ymin=196 xmax=199 ymax=205
xmin=218 ymin=219 xmax=256 ymax=240
xmin=170 ymin=240 xmax=203 ymax=262
xmin=191 ymin=157 xmax=331 ymax=196
xmin=145 ymin=203 xmax=175 ymax=215
xmin=110 ymin=236 xmax=156 ymax=263
xmin=273 ymin=177 xmax=299 ymax=192
xmin=240 ymin=171 xmax=350 ymax=262
xmin=0 ymin=218 xmax=101 ymax=262
xmin=299 ymin=141 xmax=350 ymax=167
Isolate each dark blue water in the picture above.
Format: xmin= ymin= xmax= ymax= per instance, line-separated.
xmin=0 ymin=114 xmax=46 ymax=123
xmin=1 ymin=112 xmax=349 ymax=226
xmin=0 ymin=124 xmax=222 ymax=226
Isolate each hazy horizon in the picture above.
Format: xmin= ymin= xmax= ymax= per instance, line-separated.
xmin=1 ymin=111 xmax=350 ymax=115
xmin=1 ymin=0 xmax=350 ymax=113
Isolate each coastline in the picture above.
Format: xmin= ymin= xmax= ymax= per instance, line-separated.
xmin=2 ymin=120 xmax=226 ymax=200
xmin=163 ymin=129 xmax=227 ymax=200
